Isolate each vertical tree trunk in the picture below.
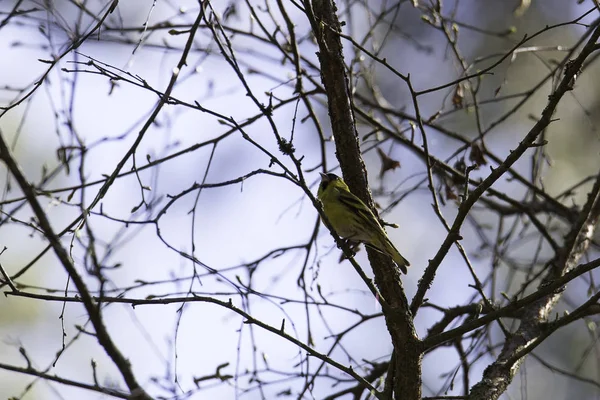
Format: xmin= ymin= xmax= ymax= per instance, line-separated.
xmin=304 ymin=1 xmax=422 ymax=398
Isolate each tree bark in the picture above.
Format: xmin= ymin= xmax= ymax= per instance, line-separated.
xmin=304 ymin=1 xmax=422 ymax=398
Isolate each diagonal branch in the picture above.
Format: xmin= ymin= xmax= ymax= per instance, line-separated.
xmin=468 ymin=169 xmax=600 ymax=398
xmin=411 ymin=19 xmax=600 ymax=317
xmin=0 ymin=130 xmax=152 ymax=399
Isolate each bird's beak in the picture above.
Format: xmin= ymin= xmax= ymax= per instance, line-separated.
xmin=319 ymin=172 xmax=330 ymax=182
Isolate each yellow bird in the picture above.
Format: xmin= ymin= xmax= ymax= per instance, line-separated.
xmin=317 ymin=173 xmax=410 ymax=273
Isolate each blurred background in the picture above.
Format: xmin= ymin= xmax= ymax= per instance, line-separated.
xmin=0 ymin=0 xmax=599 ymax=399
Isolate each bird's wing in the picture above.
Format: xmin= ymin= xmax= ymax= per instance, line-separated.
xmin=336 ymin=189 xmax=385 ymax=233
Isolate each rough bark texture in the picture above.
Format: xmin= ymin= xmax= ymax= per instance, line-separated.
xmin=304 ymin=1 xmax=422 ymax=399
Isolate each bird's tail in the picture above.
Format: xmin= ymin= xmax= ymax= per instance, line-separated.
xmin=368 ymin=236 xmax=410 ymax=274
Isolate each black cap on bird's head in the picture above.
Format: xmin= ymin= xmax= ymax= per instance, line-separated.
xmin=319 ymin=172 xmax=341 ymax=191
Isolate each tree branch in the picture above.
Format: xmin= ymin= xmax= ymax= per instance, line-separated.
xmin=303 ymin=1 xmax=421 ymax=398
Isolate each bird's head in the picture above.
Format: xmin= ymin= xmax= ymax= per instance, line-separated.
xmin=319 ymin=172 xmax=340 ymax=190
xmin=318 ymin=172 xmax=348 ymax=197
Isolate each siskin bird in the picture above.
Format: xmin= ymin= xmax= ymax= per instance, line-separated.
xmin=317 ymin=172 xmax=410 ymax=273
